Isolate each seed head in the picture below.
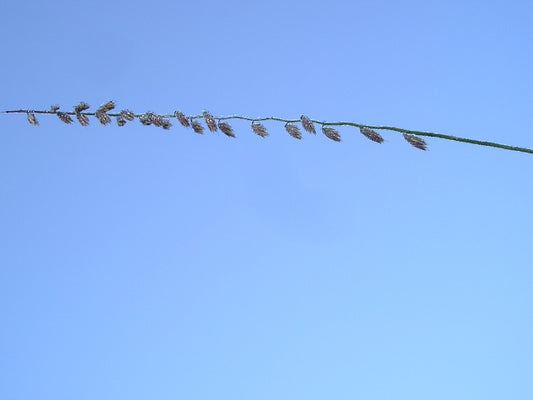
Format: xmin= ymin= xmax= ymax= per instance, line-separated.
xmin=161 ymin=119 xmax=172 ymax=130
xmin=191 ymin=120 xmax=204 ymax=134
xmin=218 ymin=121 xmax=235 ymax=137
xmin=251 ymin=122 xmax=268 ymax=137
xmin=95 ymin=110 xmax=111 ymax=125
xmin=76 ymin=112 xmax=89 ymax=126
xmin=116 ymin=116 xmax=126 ymax=127
xmin=145 ymin=112 xmax=163 ymax=127
xmin=322 ymin=126 xmax=341 ymax=142
xmin=403 ymin=133 xmax=427 ymax=151
xmin=174 ymin=111 xmax=190 ymax=127
xmin=285 ymin=123 xmax=302 ymax=139
xmin=27 ymin=112 xmax=39 ymax=126
xmin=97 ymin=101 xmax=115 ymax=113
xmin=120 ymin=110 xmax=135 ymax=121
xmin=74 ymin=102 xmax=90 ymax=113
xmin=57 ymin=112 xmax=73 ymax=124
xmin=139 ymin=115 xmax=152 ymax=125
xmin=359 ymin=127 xmax=384 ymax=143
xmin=300 ymin=115 xmax=316 ymax=134
xmin=202 ymin=111 xmax=217 ymax=132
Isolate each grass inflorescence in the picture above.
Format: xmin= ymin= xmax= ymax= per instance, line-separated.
xmin=2 ymin=100 xmax=533 ymax=154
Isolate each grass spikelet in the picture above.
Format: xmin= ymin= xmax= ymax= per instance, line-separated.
xmin=139 ymin=115 xmax=152 ymax=125
xmin=145 ymin=112 xmax=163 ymax=126
xmin=359 ymin=127 xmax=384 ymax=143
xmin=76 ymin=112 xmax=89 ymax=126
xmin=191 ymin=120 xmax=204 ymax=134
xmin=203 ymin=111 xmax=217 ymax=132
xmin=174 ymin=111 xmax=190 ymax=127
xmin=403 ymin=133 xmax=427 ymax=150
xmin=251 ymin=122 xmax=268 ymax=137
xmin=218 ymin=121 xmax=235 ymax=137
xmin=117 ymin=116 xmax=126 ymax=126
xmin=322 ymin=126 xmax=341 ymax=142
xmin=74 ymin=102 xmax=90 ymax=113
xmin=57 ymin=112 xmax=73 ymax=124
xmin=27 ymin=112 xmax=38 ymax=125
xmin=121 ymin=110 xmax=135 ymax=121
xmin=300 ymin=115 xmax=316 ymax=134
xmin=97 ymin=101 xmax=115 ymax=113
xmin=161 ymin=119 xmax=172 ymax=130
xmin=95 ymin=110 xmax=111 ymax=125
xmin=285 ymin=123 xmax=302 ymax=139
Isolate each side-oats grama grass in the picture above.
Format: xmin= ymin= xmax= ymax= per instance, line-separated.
xmin=6 ymin=100 xmax=533 ymax=154
xmin=251 ymin=122 xmax=268 ymax=137
xmin=300 ymin=115 xmax=316 ymax=134
xmin=322 ymin=126 xmax=341 ymax=142
xmin=285 ymin=123 xmax=302 ymax=139
xmin=403 ymin=133 xmax=427 ymax=150
xmin=218 ymin=121 xmax=235 ymax=137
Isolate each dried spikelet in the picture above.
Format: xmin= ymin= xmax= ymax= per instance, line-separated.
xmin=403 ymin=133 xmax=427 ymax=150
xmin=251 ymin=122 xmax=268 ymax=137
xmin=139 ymin=115 xmax=152 ymax=125
xmin=27 ymin=112 xmax=39 ymax=126
xmin=57 ymin=112 xmax=73 ymax=124
xmin=121 ymin=110 xmax=135 ymax=121
xmin=116 ymin=116 xmax=126 ymax=126
xmin=202 ymin=111 xmax=217 ymax=132
xmin=74 ymin=102 xmax=90 ymax=113
xmin=174 ymin=111 xmax=190 ymax=127
xmin=218 ymin=121 xmax=235 ymax=137
xmin=285 ymin=123 xmax=302 ymax=139
xmin=322 ymin=126 xmax=341 ymax=142
xmin=145 ymin=112 xmax=163 ymax=126
xmin=191 ymin=120 xmax=204 ymax=134
xmin=50 ymin=105 xmax=60 ymax=112
xmin=95 ymin=110 xmax=111 ymax=125
xmin=300 ymin=115 xmax=316 ymax=134
xmin=359 ymin=127 xmax=384 ymax=143
xmin=97 ymin=100 xmax=115 ymax=113
xmin=76 ymin=112 xmax=89 ymax=126
xmin=161 ymin=119 xmax=172 ymax=130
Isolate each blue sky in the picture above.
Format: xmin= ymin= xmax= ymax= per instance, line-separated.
xmin=1 ymin=0 xmax=532 ymax=399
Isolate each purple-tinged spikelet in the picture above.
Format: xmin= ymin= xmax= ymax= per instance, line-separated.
xmin=57 ymin=112 xmax=73 ymax=124
xmin=50 ymin=105 xmax=60 ymax=112
xmin=76 ymin=112 xmax=89 ymax=126
xmin=161 ymin=119 xmax=172 ymax=130
xmin=191 ymin=120 xmax=204 ymax=134
xmin=218 ymin=121 xmax=235 ymax=137
xmin=300 ymin=115 xmax=316 ymax=134
xmin=322 ymin=126 xmax=341 ymax=142
xmin=359 ymin=127 xmax=384 ymax=143
xmin=174 ymin=111 xmax=190 ymax=127
xmin=97 ymin=101 xmax=115 ymax=113
xmin=145 ymin=112 xmax=163 ymax=126
xmin=251 ymin=122 xmax=268 ymax=137
xmin=116 ymin=116 xmax=127 ymax=127
xmin=74 ymin=102 xmax=90 ymax=113
xmin=27 ymin=112 xmax=38 ymax=126
xmin=139 ymin=115 xmax=152 ymax=125
xmin=203 ymin=111 xmax=217 ymax=132
xmin=285 ymin=123 xmax=302 ymax=139
xmin=403 ymin=133 xmax=427 ymax=150
xmin=121 ymin=110 xmax=135 ymax=121
xmin=95 ymin=110 xmax=111 ymax=125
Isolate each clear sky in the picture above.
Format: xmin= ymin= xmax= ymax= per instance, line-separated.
xmin=1 ymin=1 xmax=532 ymax=399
